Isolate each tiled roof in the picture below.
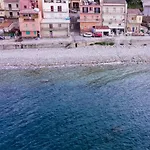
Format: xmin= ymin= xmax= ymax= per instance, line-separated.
xmin=0 ymin=20 xmax=13 ymax=29
xmin=127 ymin=9 xmax=142 ymax=15
xmin=103 ymin=0 xmax=126 ymax=4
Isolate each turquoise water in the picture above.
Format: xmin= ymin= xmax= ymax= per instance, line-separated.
xmin=0 ymin=65 xmax=150 ymax=150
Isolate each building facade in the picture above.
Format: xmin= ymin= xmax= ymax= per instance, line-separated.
xmin=40 ymin=0 xmax=70 ymax=38
xmin=19 ymin=0 xmax=42 ymax=38
xmin=79 ymin=0 xmax=103 ymax=33
xmin=69 ymin=0 xmax=80 ymax=11
xmin=143 ymin=0 xmax=150 ymax=16
xmin=4 ymin=0 xmax=19 ymax=18
xmin=102 ymin=0 xmax=127 ymax=35
xmin=0 ymin=0 xmax=5 ymax=18
xmin=127 ymin=9 xmax=143 ymax=34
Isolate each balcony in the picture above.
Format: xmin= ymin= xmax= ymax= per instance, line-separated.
xmin=78 ymin=18 xmax=101 ymax=22
xmin=41 ymin=26 xmax=68 ymax=31
xmin=127 ymin=20 xmax=140 ymax=24
xmin=81 ymin=0 xmax=100 ymax=6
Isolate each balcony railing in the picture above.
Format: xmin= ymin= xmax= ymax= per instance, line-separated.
xmin=78 ymin=19 xmax=101 ymax=22
xmin=41 ymin=27 xmax=68 ymax=31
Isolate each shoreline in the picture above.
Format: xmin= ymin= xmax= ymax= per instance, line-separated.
xmin=0 ymin=45 xmax=150 ymax=69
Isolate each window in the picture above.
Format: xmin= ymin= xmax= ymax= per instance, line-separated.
xmin=24 ymin=5 xmax=27 ymax=9
xmin=17 ymin=12 xmax=19 ymax=16
xmin=89 ymin=7 xmax=92 ymax=11
xmin=9 ymin=12 xmax=13 ymax=17
xmin=58 ymin=6 xmax=62 ymax=12
xmin=113 ymin=8 xmax=116 ymax=12
xmin=26 ymin=31 xmax=30 ymax=35
xmin=51 ymin=6 xmax=54 ymax=12
xmin=94 ymin=7 xmax=100 ymax=13
xmin=58 ymin=24 xmax=61 ymax=27
xmin=56 ymin=0 xmax=61 ymax=2
xmin=34 ymin=31 xmax=36 ymax=35
xmin=16 ymin=4 xmax=18 ymax=8
xmin=106 ymin=7 xmax=108 ymax=13
xmin=49 ymin=24 xmax=53 ymax=28
xmin=82 ymin=7 xmax=88 ymax=13
xmin=120 ymin=8 xmax=123 ymax=13
xmin=8 ymin=4 xmax=12 ymax=9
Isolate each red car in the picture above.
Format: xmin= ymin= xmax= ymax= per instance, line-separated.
xmin=93 ymin=32 xmax=102 ymax=37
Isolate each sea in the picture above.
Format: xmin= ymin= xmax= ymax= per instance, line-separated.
xmin=0 ymin=64 xmax=150 ymax=150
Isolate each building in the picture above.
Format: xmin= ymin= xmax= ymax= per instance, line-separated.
xmin=102 ymin=0 xmax=127 ymax=35
xmin=79 ymin=0 xmax=103 ymax=33
xmin=0 ymin=0 xmax=5 ymax=19
xmin=4 ymin=0 xmax=19 ymax=19
xmin=20 ymin=0 xmax=39 ymax=10
xmin=40 ymin=0 xmax=70 ymax=38
xmin=127 ymin=9 xmax=143 ymax=34
xmin=19 ymin=0 xmax=42 ymax=38
xmin=69 ymin=0 xmax=80 ymax=11
xmin=143 ymin=0 xmax=150 ymax=16
xmin=19 ymin=9 xmax=42 ymax=38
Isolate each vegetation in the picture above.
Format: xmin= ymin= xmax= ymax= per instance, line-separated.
xmin=126 ymin=0 xmax=143 ymax=11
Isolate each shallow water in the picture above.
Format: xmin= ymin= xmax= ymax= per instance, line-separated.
xmin=0 ymin=64 xmax=150 ymax=150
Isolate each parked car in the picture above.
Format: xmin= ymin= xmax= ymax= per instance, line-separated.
xmin=93 ymin=32 xmax=102 ymax=37
xmin=83 ymin=32 xmax=93 ymax=37
xmin=132 ymin=32 xmax=144 ymax=36
xmin=0 ymin=36 xmax=5 ymax=40
xmin=15 ymin=37 xmax=23 ymax=42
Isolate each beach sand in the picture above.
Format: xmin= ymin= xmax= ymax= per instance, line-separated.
xmin=0 ymin=45 xmax=150 ymax=69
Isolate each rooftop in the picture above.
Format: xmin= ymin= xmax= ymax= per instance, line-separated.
xmin=103 ymin=0 xmax=126 ymax=4
xmin=0 ymin=20 xmax=13 ymax=29
xmin=127 ymin=9 xmax=142 ymax=15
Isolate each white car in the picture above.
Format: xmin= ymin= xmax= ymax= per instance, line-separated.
xmin=83 ymin=32 xmax=93 ymax=37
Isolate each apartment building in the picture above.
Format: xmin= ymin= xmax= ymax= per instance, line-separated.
xmin=102 ymin=0 xmax=127 ymax=35
xmin=19 ymin=0 xmax=42 ymax=38
xmin=40 ymin=0 xmax=70 ymax=38
xmin=0 ymin=0 xmax=5 ymax=18
xmin=4 ymin=0 xmax=19 ymax=18
xmin=127 ymin=9 xmax=143 ymax=34
xmin=79 ymin=0 xmax=103 ymax=33
xmin=143 ymin=0 xmax=150 ymax=16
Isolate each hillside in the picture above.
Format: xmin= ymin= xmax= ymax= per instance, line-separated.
xmin=126 ymin=0 xmax=143 ymax=11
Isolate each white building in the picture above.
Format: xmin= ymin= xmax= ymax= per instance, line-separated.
xmin=102 ymin=0 xmax=127 ymax=34
xmin=40 ymin=0 xmax=70 ymax=38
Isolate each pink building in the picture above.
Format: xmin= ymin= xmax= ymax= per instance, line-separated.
xmin=79 ymin=0 xmax=103 ymax=33
xmin=20 ymin=0 xmax=38 ymax=10
xmin=19 ymin=0 xmax=42 ymax=38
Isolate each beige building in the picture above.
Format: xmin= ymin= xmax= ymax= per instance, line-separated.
xmin=102 ymin=0 xmax=127 ymax=35
xmin=0 ymin=0 xmax=5 ymax=18
xmin=4 ymin=0 xmax=19 ymax=18
xmin=127 ymin=9 xmax=143 ymax=34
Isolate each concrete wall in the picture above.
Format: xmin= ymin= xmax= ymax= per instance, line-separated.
xmin=80 ymin=22 xmax=101 ymax=33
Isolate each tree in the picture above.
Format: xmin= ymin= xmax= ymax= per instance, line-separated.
xmin=126 ymin=0 xmax=143 ymax=11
